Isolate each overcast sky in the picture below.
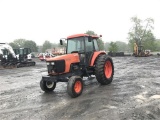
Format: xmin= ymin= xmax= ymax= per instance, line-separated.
xmin=0 ymin=0 xmax=160 ymax=45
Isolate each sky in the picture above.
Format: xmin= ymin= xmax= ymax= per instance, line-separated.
xmin=0 ymin=0 xmax=160 ymax=45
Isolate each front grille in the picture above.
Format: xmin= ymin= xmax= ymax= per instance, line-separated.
xmin=55 ymin=60 xmax=65 ymax=73
xmin=47 ymin=60 xmax=65 ymax=73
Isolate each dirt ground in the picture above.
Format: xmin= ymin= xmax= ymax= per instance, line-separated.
xmin=0 ymin=57 xmax=160 ymax=120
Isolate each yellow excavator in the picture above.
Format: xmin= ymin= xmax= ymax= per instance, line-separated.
xmin=133 ymin=42 xmax=150 ymax=57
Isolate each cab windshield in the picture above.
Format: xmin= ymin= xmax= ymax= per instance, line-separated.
xmin=67 ymin=37 xmax=84 ymax=54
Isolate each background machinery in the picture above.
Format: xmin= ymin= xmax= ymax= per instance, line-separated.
xmin=14 ymin=48 xmax=36 ymax=67
xmin=133 ymin=41 xmax=150 ymax=57
xmin=38 ymin=53 xmax=55 ymax=61
xmin=40 ymin=33 xmax=114 ymax=98
xmin=0 ymin=43 xmax=35 ymax=68
xmin=0 ymin=43 xmax=17 ymax=68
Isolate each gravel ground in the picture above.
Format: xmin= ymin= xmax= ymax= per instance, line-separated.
xmin=0 ymin=57 xmax=160 ymax=120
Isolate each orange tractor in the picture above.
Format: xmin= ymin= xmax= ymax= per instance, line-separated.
xmin=40 ymin=34 xmax=114 ymax=98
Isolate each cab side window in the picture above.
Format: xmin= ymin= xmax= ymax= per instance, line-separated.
xmin=85 ymin=37 xmax=93 ymax=52
xmin=93 ymin=39 xmax=99 ymax=51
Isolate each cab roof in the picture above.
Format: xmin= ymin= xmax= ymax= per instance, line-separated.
xmin=67 ymin=33 xmax=99 ymax=39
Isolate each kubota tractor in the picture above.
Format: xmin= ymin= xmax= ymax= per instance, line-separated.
xmin=40 ymin=34 xmax=114 ymax=98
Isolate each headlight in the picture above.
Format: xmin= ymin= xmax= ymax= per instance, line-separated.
xmin=46 ymin=62 xmax=50 ymax=65
xmin=51 ymin=62 xmax=54 ymax=65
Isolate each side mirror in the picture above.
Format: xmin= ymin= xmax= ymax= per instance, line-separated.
xmin=60 ymin=39 xmax=63 ymax=45
xmin=88 ymin=36 xmax=92 ymax=42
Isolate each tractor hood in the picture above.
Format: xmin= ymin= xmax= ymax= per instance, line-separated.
xmin=46 ymin=53 xmax=80 ymax=73
xmin=46 ymin=53 xmax=80 ymax=62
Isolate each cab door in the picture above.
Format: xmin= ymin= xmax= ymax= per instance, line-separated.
xmin=84 ymin=37 xmax=94 ymax=66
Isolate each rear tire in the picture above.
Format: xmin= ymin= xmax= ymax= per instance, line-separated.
xmin=40 ymin=80 xmax=56 ymax=92
xmin=67 ymin=76 xmax=83 ymax=98
xmin=95 ymin=55 xmax=114 ymax=85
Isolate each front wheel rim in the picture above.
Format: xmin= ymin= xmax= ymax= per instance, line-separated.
xmin=46 ymin=81 xmax=54 ymax=88
xmin=104 ymin=61 xmax=112 ymax=79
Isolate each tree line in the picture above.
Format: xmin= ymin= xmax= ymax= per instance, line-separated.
xmin=9 ymin=16 xmax=160 ymax=53
xmin=8 ymin=30 xmax=105 ymax=53
xmin=9 ymin=39 xmax=38 ymax=52
xmin=106 ymin=16 xmax=160 ymax=52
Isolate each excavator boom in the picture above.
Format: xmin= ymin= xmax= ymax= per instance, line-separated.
xmin=0 ymin=43 xmax=16 ymax=58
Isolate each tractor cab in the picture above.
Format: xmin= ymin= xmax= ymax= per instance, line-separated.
xmin=61 ymin=34 xmax=100 ymax=66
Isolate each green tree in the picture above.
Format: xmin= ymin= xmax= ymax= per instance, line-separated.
xmin=154 ymin=39 xmax=160 ymax=51
xmin=115 ymin=41 xmax=128 ymax=52
xmin=42 ymin=40 xmax=52 ymax=52
xmin=128 ymin=16 xmax=156 ymax=51
xmin=37 ymin=45 xmax=43 ymax=53
xmin=85 ymin=30 xmax=104 ymax=50
xmin=9 ymin=42 xmax=19 ymax=49
xmin=105 ymin=41 xmax=130 ymax=52
xmin=97 ymin=38 xmax=104 ymax=50
xmin=12 ymin=39 xmax=26 ymax=48
xmin=86 ymin=30 xmax=95 ymax=36
xmin=109 ymin=42 xmax=118 ymax=52
xmin=52 ymin=43 xmax=58 ymax=48
xmin=142 ymin=32 xmax=156 ymax=51
xmin=9 ymin=39 xmax=38 ymax=52
xmin=104 ymin=42 xmax=110 ymax=51
xmin=23 ymin=40 xmax=38 ymax=52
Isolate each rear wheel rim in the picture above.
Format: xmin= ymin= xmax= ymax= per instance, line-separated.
xmin=74 ymin=81 xmax=82 ymax=93
xmin=46 ymin=81 xmax=54 ymax=88
xmin=104 ymin=61 xmax=112 ymax=79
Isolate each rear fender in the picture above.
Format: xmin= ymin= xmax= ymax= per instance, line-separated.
xmin=89 ymin=51 xmax=106 ymax=66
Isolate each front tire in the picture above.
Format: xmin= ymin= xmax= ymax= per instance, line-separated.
xmin=40 ymin=80 xmax=56 ymax=92
xmin=95 ymin=55 xmax=114 ymax=85
xmin=67 ymin=76 xmax=83 ymax=98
